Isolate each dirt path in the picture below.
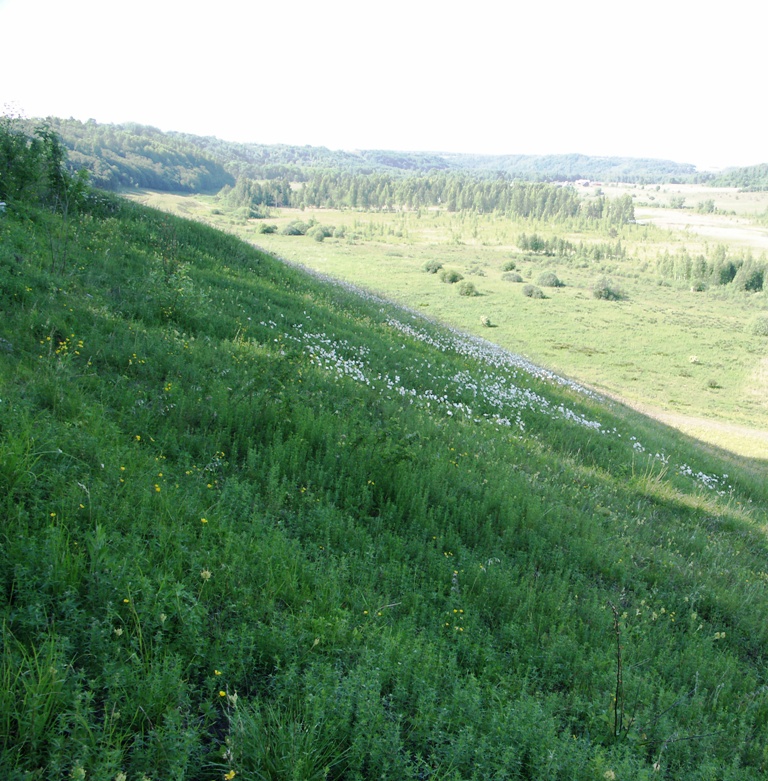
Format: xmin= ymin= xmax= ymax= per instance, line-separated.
xmin=595 ymin=388 xmax=768 ymax=461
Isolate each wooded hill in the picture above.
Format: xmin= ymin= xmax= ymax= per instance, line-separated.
xmin=32 ymin=117 xmax=709 ymax=192
xmin=710 ymin=162 xmax=768 ymax=191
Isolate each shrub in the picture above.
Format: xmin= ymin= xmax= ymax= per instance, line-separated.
xmin=458 ymin=281 xmax=478 ymax=296
xmin=257 ymin=223 xmax=278 ymax=234
xmin=333 ymin=225 xmax=346 ymax=238
xmin=279 ymin=221 xmax=309 ymax=236
xmin=537 ymin=271 xmax=564 ymax=288
xmin=522 ymin=284 xmax=545 ymax=299
xmin=748 ymin=315 xmax=768 ymax=336
xmin=440 ymin=269 xmax=464 ymax=284
xmin=307 ymin=224 xmax=334 ymax=241
xmin=423 ymin=259 xmax=443 ymax=274
xmin=593 ymin=278 xmax=625 ymax=300
xmin=502 ymin=272 xmax=523 ymax=283
xmin=502 ymin=260 xmax=517 ymax=271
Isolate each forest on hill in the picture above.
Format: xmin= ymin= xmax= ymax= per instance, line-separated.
xmin=710 ymin=162 xmax=768 ymax=191
xmin=23 ymin=117 xmax=721 ymax=196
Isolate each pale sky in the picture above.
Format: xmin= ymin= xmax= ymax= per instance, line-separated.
xmin=1 ymin=0 xmax=764 ymax=170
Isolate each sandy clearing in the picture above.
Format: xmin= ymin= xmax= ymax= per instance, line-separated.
xmin=636 ymin=208 xmax=768 ymax=251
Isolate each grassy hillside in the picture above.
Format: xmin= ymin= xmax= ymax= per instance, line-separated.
xmin=2 ymin=135 xmax=768 ymax=779
xmin=132 ymin=191 xmax=768 ymax=459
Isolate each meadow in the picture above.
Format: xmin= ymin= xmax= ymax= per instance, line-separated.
xmin=3 ymin=128 xmax=768 ymax=779
xmin=133 ymin=187 xmax=768 ymax=459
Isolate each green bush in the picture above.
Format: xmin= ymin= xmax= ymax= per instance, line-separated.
xmin=458 ymin=281 xmax=478 ymax=296
xmin=439 ymin=269 xmax=464 ymax=284
xmin=537 ymin=271 xmax=564 ymax=288
xmin=748 ymin=314 xmax=768 ymax=336
xmin=593 ymin=277 xmax=625 ymax=300
xmin=502 ymin=260 xmax=517 ymax=271
xmin=279 ymin=221 xmax=308 ymax=236
xmin=522 ymin=284 xmax=545 ymax=299
xmin=423 ymin=259 xmax=443 ymax=274
xmin=502 ymin=272 xmax=523 ymax=283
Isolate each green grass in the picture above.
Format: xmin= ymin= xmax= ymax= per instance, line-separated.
xmin=135 ymin=192 xmax=768 ymax=459
xmin=2 ymin=194 xmax=768 ymax=779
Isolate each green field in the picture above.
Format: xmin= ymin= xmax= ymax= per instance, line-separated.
xmin=132 ymin=189 xmax=768 ymax=459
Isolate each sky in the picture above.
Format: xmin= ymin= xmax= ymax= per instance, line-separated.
xmin=1 ymin=0 xmax=764 ymax=171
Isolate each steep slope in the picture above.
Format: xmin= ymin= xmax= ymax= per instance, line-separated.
xmin=1 ymin=178 xmax=768 ymax=778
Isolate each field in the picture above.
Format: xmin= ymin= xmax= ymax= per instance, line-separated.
xmin=131 ymin=187 xmax=768 ymax=459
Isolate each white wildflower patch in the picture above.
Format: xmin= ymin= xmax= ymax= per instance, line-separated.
xmin=255 ymin=250 xmax=734 ymax=496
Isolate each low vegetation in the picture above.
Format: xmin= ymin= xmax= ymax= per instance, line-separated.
xmin=3 ymin=118 xmax=768 ymax=780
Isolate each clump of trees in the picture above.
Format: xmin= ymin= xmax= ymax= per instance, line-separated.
xmin=656 ymin=245 xmax=767 ymax=292
xmin=518 ymin=232 xmax=627 ymax=261
xmin=0 ymin=116 xmax=88 ymax=209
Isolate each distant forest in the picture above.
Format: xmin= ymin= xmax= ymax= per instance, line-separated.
xmin=11 ymin=118 xmax=767 ymax=216
xmin=710 ymin=163 xmax=768 ymax=191
xmin=219 ymin=171 xmax=636 ymax=224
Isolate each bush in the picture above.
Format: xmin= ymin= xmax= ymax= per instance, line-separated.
xmin=522 ymin=284 xmax=545 ymax=299
xmin=457 ymin=281 xmax=478 ymax=296
xmin=537 ymin=271 xmax=564 ymax=288
xmin=502 ymin=260 xmax=517 ymax=271
xmin=279 ymin=221 xmax=309 ymax=236
xmin=748 ymin=315 xmax=768 ymax=336
xmin=440 ymin=269 xmax=464 ymax=284
xmin=257 ymin=223 xmax=278 ymax=234
xmin=502 ymin=272 xmax=523 ymax=283
xmin=593 ymin=278 xmax=625 ymax=300
xmin=423 ymin=259 xmax=443 ymax=274
xmin=307 ymin=225 xmax=334 ymax=242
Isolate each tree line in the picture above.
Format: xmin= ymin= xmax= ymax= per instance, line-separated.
xmin=223 ymin=171 xmax=636 ymax=224
xmin=656 ymin=245 xmax=767 ymax=291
